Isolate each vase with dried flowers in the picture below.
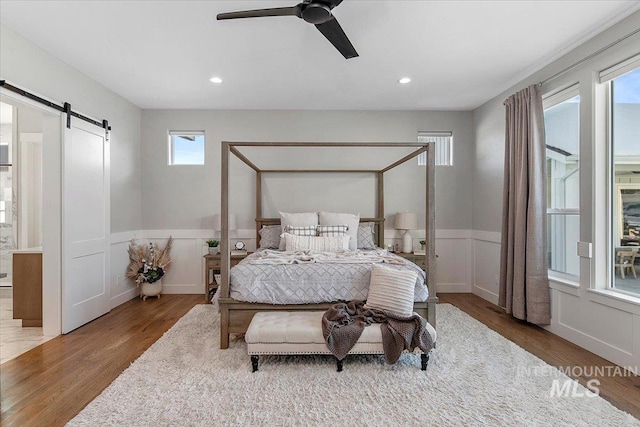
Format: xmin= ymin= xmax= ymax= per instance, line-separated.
xmin=126 ymin=237 xmax=173 ymax=300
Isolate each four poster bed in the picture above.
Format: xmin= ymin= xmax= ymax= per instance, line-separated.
xmin=218 ymin=142 xmax=437 ymax=349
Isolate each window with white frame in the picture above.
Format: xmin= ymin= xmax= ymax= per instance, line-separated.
xmin=543 ymin=86 xmax=580 ymax=278
xmin=417 ymin=131 xmax=452 ymax=166
xmin=168 ymin=130 xmax=205 ymax=165
xmin=600 ymin=59 xmax=640 ymax=295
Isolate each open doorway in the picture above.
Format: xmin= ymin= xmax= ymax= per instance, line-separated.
xmin=0 ymin=102 xmax=16 ymax=289
xmin=1 ymin=83 xmax=110 ymax=359
xmin=0 ymin=97 xmax=57 ymax=363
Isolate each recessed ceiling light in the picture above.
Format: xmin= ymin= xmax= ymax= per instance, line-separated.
xmin=209 ymin=77 xmax=222 ymax=84
xmin=398 ymin=77 xmax=411 ymax=84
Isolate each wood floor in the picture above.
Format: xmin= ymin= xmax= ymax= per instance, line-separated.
xmin=1 ymin=293 xmax=638 ymax=426
xmin=0 ymin=294 xmax=202 ymax=427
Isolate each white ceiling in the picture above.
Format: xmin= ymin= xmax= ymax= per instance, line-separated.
xmin=1 ymin=0 xmax=639 ymax=111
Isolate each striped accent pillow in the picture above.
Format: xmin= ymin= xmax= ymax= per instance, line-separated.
xmin=283 ymin=233 xmax=350 ymax=252
xmin=317 ymin=224 xmax=349 ymax=236
xmin=364 ymin=264 xmax=417 ymax=317
xmin=283 ymin=225 xmax=317 ymax=236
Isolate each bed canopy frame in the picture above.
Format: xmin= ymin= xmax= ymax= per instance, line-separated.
xmin=219 ymin=141 xmax=437 ymax=349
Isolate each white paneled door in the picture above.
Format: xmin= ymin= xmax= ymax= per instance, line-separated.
xmin=62 ymin=118 xmax=110 ymax=333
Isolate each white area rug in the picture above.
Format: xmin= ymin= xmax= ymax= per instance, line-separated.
xmin=68 ymin=304 xmax=639 ymax=426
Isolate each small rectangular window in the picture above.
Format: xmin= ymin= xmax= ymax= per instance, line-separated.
xmin=168 ymin=131 xmax=205 ymax=165
xmin=417 ymin=131 xmax=453 ymax=166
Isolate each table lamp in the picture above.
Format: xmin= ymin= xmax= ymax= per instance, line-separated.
xmin=395 ymin=212 xmax=418 ymax=253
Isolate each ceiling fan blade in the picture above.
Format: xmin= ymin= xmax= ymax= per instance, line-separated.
xmin=315 ymin=17 xmax=358 ymax=59
xmin=217 ymin=6 xmax=299 ymax=20
xmin=325 ymin=0 xmax=344 ymax=8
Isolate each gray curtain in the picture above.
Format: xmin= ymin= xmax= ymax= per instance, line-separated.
xmin=499 ymin=84 xmax=551 ymax=325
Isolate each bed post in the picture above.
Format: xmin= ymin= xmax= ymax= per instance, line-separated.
xmin=220 ymin=141 xmax=231 ymax=349
xmin=377 ymin=171 xmax=385 ymax=246
xmin=425 ymin=142 xmax=438 ymax=327
xmin=256 ymin=171 xmax=262 ymax=244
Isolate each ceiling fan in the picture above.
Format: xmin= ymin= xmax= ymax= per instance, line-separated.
xmin=217 ymin=0 xmax=358 ymax=59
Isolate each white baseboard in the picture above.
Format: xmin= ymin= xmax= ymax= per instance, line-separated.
xmin=437 ymin=283 xmax=472 ymax=293
xmin=472 ymin=284 xmax=500 ymax=305
xmin=162 ymin=284 xmax=202 ymax=295
xmin=110 ymin=286 xmax=139 ymax=309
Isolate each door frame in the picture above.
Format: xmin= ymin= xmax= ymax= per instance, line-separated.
xmin=0 ymin=89 xmax=63 ymax=337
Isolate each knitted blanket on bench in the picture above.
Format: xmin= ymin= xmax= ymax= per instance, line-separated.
xmin=321 ymin=300 xmax=434 ymax=364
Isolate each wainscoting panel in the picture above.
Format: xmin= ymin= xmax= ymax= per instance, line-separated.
xmin=471 ymin=229 xmax=639 ymax=368
xmin=547 ymin=287 xmax=639 ymax=368
xmin=472 ymin=231 xmax=501 ymax=305
xmin=433 ymin=230 xmax=473 ymax=293
xmin=140 ymin=229 xmax=257 ymax=296
xmin=111 ymin=229 xmax=477 ymax=301
xmin=110 ymin=231 xmax=139 ymax=308
xmin=559 ymin=291 xmax=634 ymax=354
xmin=151 ymin=236 xmax=202 ymax=294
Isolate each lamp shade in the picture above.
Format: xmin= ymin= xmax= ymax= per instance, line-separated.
xmin=213 ymin=213 xmax=237 ymax=231
xmin=395 ymin=212 xmax=417 ymax=230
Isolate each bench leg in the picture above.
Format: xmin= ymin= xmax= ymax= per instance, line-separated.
xmin=336 ymin=357 xmax=343 ymax=372
xmin=251 ymin=355 xmax=259 ymax=372
xmin=421 ymin=353 xmax=429 ymax=371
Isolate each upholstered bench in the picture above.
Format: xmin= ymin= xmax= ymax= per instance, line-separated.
xmin=245 ymin=311 xmax=436 ymax=372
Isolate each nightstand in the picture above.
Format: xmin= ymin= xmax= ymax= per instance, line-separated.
xmin=203 ymin=252 xmax=252 ymax=302
xmin=395 ymin=252 xmax=427 ymax=270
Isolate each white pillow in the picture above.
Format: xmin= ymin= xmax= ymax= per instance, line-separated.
xmin=364 ymin=264 xmax=417 ymax=317
xmin=318 ymin=212 xmax=359 ymax=251
xmin=279 ymin=212 xmax=319 ymax=250
xmin=283 ymin=233 xmax=350 ymax=252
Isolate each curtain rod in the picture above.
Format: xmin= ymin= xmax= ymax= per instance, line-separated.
xmin=0 ymin=80 xmax=111 ymax=132
xmin=504 ymin=25 xmax=640 ymax=106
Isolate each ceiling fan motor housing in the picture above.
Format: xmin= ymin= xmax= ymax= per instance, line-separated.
xmin=301 ymin=3 xmax=332 ymax=24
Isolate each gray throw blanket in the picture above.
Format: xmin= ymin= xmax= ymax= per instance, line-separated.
xmin=322 ymin=300 xmax=434 ymax=364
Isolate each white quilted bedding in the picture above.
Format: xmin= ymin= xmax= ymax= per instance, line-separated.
xmin=229 ymin=249 xmax=428 ymax=304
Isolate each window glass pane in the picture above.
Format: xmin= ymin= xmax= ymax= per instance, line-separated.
xmin=170 ymin=133 xmax=205 ymax=165
xmin=545 ymin=95 xmax=580 ymax=210
xmin=547 ymin=214 xmax=580 ymax=276
xmin=417 ymin=132 xmax=453 ymax=166
xmin=611 ymin=67 xmax=640 ymax=294
xmin=544 ymin=94 xmax=580 ymax=277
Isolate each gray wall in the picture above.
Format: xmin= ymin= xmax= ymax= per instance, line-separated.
xmin=141 ymin=110 xmax=473 ymax=231
xmin=0 ymin=25 xmax=142 ymax=233
xmin=472 ymin=11 xmax=640 ymax=233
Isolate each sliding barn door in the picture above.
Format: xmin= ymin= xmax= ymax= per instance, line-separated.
xmin=62 ymin=117 xmax=110 ymax=333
